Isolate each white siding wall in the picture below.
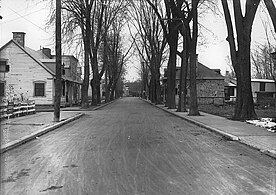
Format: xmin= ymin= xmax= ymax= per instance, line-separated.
xmin=0 ymin=42 xmax=54 ymax=105
xmin=265 ymin=82 xmax=276 ymax=92
xmin=251 ymin=82 xmax=259 ymax=98
xmin=251 ymin=81 xmax=276 ymax=98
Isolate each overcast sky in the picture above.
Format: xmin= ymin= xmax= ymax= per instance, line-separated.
xmin=1 ymin=0 xmax=275 ymax=81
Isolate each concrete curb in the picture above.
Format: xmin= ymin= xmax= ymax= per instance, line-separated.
xmin=93 ymin=99 xmax=117 ymax=110
xmin=142 ymin=99 xmax=276 ymax=158
xmin=1 ymin=113 xmax=85 ymax=153
xmin=0 ymin=99 xmax=117 ymax=153
xmin=142 ymin=99 xmax=241 ymax=139
xmin=148 ymin=101 xmax=239 ymax=141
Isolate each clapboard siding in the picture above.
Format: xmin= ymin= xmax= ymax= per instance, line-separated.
xmin=0 ymin=42 xmax=54 ymax=105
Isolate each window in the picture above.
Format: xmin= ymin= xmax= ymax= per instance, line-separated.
xmin=62 ymin=81 xmax=66 ymax=96
xmin=34 ymin=82 xmax=45 ymax=97
xmin=229 ymin=87 xmax=235 ymax=96
xmin=0 ymin=82 xmax=5 ymax=96
xmin=260 ymin=82 xmax=266 ymax=91
xmin=0 ymin=59 xmax=9 ymax=72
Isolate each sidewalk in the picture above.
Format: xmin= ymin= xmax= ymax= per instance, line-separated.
xmin=0 ymin=100 xmax=116 ymax=153
xmin=148 ymin=102 xmax=276 ymax=158
xmin=1 ymin=111 xmax=84 ymax=153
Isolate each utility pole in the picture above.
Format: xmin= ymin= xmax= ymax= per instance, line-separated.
xmin=54 ymin=0 xmax=62 ymax=122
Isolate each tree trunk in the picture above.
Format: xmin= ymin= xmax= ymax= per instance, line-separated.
xmin=155 ymin=71 xmax=162 ymax=104
xmin=188 ymin=0 xmax=200 ymax=116
xmin=177 ymin=49 xmax=188 ymax=112
xmin=81 ymin=31 xmax=90 ymax=108
xmin=54 ymin=0 xmax=62 ymax=122
xmin=149 ymin=77 xmax=154 ymax=103
xmin=188 ymin=53 xmax=200 ymax=115
xmin=90 ymin=50 xmax=98 ymax=106
xmin=106 ymin=80 xmax=112 ymax=102
xmin=110 ymin=82 xmax=116 ymax=101
xmin=166 ymin=25 xmax=178 ymax=109
xmin=221 ymin=0 xmax=259 ymax=120
xmin=233 ymin=33 xmax=257 ymax=120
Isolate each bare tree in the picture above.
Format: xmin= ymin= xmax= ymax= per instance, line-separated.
xmin=177 ymin=0 xmax=201 ymax=115
xmin=48 ymin=0 xmax=129 ymax=107
xmin=264 ymin=0 xmax=276 ymax=32
xmin=89 ymin=0 xmax=129 ymax=105
xmin=129 ymin=0 xmax=167 ymax=104
xmin=252 ymin=43 xmax=275 ymax=80
xmin=144 ymin=0 xmax=181 ymax=109
xmin=104 ymin=19 xmax=133 ymax=101
xmin=221 ymin=0 xmax=260 ymax=120
xmin=221 ymin=0 xmax=276 ymax=120
xmin=47 ymin=0 xmax=94 ymax=108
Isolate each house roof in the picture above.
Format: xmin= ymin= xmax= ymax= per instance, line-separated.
xmin=224 ymin=78 xmax=237 ymax=86
xmin=26 ymin=47 xmax=50 ymax=60
xmin=224 ymin=78 xmax=276 ymax=87
xmin=175 ymin=62 xmax=225 ymax=80
xmin=0 ymin=39 xmax=55 ymax=76
xmin=0 ymin=39 xmax=82 ymax=84
xmin=251 ymin=79 xmax=275 ymax=83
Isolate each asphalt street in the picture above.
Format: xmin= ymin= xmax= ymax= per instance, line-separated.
xmin=1 ymin=97 xmax=275 ymax=194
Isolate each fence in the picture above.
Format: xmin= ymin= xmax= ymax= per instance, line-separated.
xmin=0 ymin=101 xmax=36 ymax=120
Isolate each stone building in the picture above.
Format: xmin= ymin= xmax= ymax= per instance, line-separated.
xmin=163 ymin=62 xmax=225 ymax=105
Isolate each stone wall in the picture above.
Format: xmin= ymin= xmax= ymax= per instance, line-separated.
xmin=197 ymin=79 xmax=225 ymax=105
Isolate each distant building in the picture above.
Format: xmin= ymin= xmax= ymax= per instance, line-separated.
xmin=162 ymin=62 xmax=225 ymax=105
xmin=123 ymin=85 xmax=129 ymax=96
xmin=224 ymin=78 xmax=276 ymax=104
xmin=0 ymin=32 xmax=82 ymax=106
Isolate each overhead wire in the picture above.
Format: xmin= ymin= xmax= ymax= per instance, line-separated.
xmin=1 ymin=8 xmax=45 ymax=24
xmin=2 ymin=2 xmax=51 ymax=35
xmin=3 ymin=2 xmax=41 ymax=18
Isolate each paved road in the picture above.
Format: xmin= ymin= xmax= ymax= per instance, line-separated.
xmin=1 ymin=98 xmax=275 ymax=194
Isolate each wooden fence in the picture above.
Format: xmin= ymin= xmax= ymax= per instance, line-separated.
xmin=0 ymin=101 xmax=36 ymax=120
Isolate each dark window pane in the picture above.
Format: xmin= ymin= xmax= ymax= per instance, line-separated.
xmin=0 ymin=61 xmax=6 ymax=66
xmin=229 ymin=87 xmax=234 ymax=96
xmin=62 ymin=81 xmax=65 ymax=96
xmin=35 ymin=83 xmax=45 ymax=96
xmin=260 ymin=82 xmax=265 ymax=91
xmin=0 ymin=83 xmax=4 ymax=96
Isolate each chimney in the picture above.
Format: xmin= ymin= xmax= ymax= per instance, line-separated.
xmin=12 ymin=32 xmax=26 ymax=47
xmin=42 ymin=48 xmax=52 ymax=59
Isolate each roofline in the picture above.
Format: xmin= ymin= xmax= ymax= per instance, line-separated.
xmin=1 ymin=40 xmax=55 ymax=76
xmin=163 ymin=77 xmax=225 ymax=80
xmin=53 ymin=54 xmax=78 ymax=61
xmin=251 ymin=79 xmax=275 ymax=83
xmin=0 ymin=39 xmax=13 ymax=51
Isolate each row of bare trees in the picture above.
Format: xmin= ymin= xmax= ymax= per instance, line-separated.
xmin=129 ymin=0 xmax=275 ymax=120
xmin=221 ymin=0 xmax=276 ymax=120
xmin=48 ymin=0 xmax=130 ymax=108
xmin=130 ymin=0 xmax=214 ymax=115
xmin=251 ymin=13 xmax=276 ymax=83
xmin=48 ymin=0 xmax=275 ymax=120
xmin=128 ymin=0 xmax=167 ymax=105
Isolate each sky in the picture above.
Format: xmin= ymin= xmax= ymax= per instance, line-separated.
xmin=0 ymin=0 xmax=275 ymax=81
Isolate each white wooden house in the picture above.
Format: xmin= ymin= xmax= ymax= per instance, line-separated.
xmin=0 ymin=32 xmax=82 ymax=106
xmin=224 ymin=78 xmax=276 ymax=104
